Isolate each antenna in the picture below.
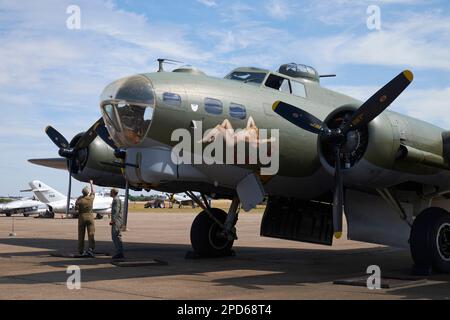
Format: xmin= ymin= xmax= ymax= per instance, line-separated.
xmin=319 ymin=74 xmax=337 ymax=78
xmin=156 ymin=58 xmax=184 ymax=72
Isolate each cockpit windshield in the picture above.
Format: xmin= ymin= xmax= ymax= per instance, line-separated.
xmin=225 ymin=71 xmax=267 ymax=86
xmin=100 ymin=75 xmax=155 ymax=147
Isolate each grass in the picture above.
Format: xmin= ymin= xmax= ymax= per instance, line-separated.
xmin=127 ymin=201 xmax=266 ymax=214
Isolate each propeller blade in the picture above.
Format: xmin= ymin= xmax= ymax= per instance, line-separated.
xmin=342 ymin=70 xmax=414 ymax=133
xmin=28 ymin=158 xmax=68 ymax=170
xmin=333 ymin=147 xmax=344 ymax=239
xmin=45 ymin=126 xmax=70 ymax=149
xmin=95 ymin=120 xmax=118 ymax=150
xmin=74 ymin=118 xmax=103 ymax=151
xmin=66 ymin=160 xmax=73 ymax=216
xmin=273 ymin=101 xmax=326 ymax=135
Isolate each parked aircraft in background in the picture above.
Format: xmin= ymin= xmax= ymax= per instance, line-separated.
xmin=0 ymin=198 xmax=48 ymax=217
xmin=25 ymin=181 xmax=113 ymax=219
xmin=168 ymin=193 xmax=201 ymax=208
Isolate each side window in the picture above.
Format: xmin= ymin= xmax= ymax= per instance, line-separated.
xmin=229 ymin=103 xmax=246 ymax=120
xmin=291 ymin=81 xmax=307 ymax=98
xmin=265 ymin=74 xmax=291 ymax=93
xmin=163 ymin=92 xmax=182 ymax=107
xmin=204 ymin=98 xmax=223 ymax=115
xmin=279 ymin=79 xmax=291 ymax=93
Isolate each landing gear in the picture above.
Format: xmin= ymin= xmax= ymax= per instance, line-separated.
xmin=410 ymin=207 xmax=450 ymax=274
xmin=96 ymin=214 xmax=104 ymax=220
xmin=39 ymin=210 xmax=55 ymax=219
xmin=23 ymin=214 xmax=30 ymax=217
xmin=188 ymin=193 xmax=240 ymax=258
xmin=190 ymin=208 xmax=234 ymax=257
xmin=5 ymin=213 xmax=11 ymax=217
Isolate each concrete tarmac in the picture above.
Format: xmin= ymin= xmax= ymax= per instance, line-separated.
xmin=0 ymin=211 xmax=449 ymax=300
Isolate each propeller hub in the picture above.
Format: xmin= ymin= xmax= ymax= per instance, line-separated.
xmin=114 ymin=149 xmax=127 ymax=160
xmin=58 ymin=148 xmax=75 ymax=159
xmin=320 ymin=109 xmax=369 ymax=170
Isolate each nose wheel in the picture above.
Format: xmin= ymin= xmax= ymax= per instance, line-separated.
xmin=410 ymin=207 xmax=450 ymax=274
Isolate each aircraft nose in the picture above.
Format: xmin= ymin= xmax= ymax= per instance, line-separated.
xmin=100 ymin=75 xmax=156 ymax=148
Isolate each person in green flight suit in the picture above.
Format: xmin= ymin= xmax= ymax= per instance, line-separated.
xmin=109 ymin=188 xmax=125 ymax=260
xmin=75 ymin=180 xmax=96 ymax=257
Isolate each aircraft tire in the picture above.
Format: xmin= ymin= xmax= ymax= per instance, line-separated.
xmin=46 ymin=210 xmax=55 ymax=219
xmin=190 ymin=208 xmax=234 ymax=257
xmin=5 ymin=213 xmax=12 ymax=217
xmin=96 ymin=214 xmax=104 ymax=220
xmin=410 ymin=207 xmax=450 ymax=273
xmin=23 ymin=214 xmax=30 ymax=217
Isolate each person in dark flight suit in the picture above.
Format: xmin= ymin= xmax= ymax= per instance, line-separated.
xmin=109 ymin=188 xmax=124 ymax=260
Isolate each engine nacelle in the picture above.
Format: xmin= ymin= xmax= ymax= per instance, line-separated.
xmin=319 ymin=105 xmax=403 ymax=188
xmin=70 ymin=134 xmax=126 ymax=189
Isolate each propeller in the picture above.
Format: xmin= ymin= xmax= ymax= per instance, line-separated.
xmin=45 ymin=118 xmax=103 ymax=215
xmin=45 ymin=117 xmax=132 ymax=227
xmin=273 ymin=70 xmax=414 ymax=239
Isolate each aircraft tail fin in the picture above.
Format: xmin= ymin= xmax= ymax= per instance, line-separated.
xmin=28 ymin=181 xmax=66 ymax=204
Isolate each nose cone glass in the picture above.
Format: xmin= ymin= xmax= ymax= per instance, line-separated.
xmin=100 ymin=75 xmax=155 ymax=147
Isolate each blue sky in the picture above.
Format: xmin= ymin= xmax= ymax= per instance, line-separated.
xmin=0 ymin=0 xmax=450 ymax=195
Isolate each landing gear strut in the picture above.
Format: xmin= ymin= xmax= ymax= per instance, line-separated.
xmin=188 ymin=193 xmax=240 ymax=257
xmin=410 ymin=207 xmax=450 ymax=274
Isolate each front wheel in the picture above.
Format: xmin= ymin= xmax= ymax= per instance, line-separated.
xmin=190 ymin=209 xmax=234 ymax=257
xmin=410 ymin=207 xmax=450 ymax=273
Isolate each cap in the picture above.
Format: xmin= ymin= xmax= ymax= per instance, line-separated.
xmin=82 ymin=186 xmax=90 ymax=195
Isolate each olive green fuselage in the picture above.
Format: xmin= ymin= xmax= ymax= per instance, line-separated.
xmin=140 ymin=71 xmax=449 ymax=186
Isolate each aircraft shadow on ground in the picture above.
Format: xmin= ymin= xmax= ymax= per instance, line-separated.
xmin=0 ymin=237 xmax=449 ymax=299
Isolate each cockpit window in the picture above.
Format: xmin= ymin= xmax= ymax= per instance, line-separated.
xmin=102 ymin=102 xmax=153 ymax=146
xmin=291 ymin=80 xmax=307 ymax=98
xmin=225 ymin=71 xmax=267 ymax=86
xmin=101 ymin=75 xmax=155 ymax=105
xmin=265 ymin=74 xmax=291 ymax=93
xmin=100 ymin=75 xmax=155 ymax=147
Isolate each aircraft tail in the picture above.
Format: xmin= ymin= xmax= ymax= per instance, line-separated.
xmin=28 ymin=180 xmax=66 ymax=204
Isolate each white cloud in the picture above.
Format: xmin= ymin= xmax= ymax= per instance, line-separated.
xmin=197 ymin=0 xmax=218 ymax=7
xmin=283 ymin=10 xmax=450 ymax=73
xmin=266 ymin=0 xmax=294 ymax=20
xmin=331 ymin=84 xmax=450 ymax=130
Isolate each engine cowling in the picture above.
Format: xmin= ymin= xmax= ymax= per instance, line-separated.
xmin=319 ymin=105 xmax=402 ymax=187
xmin=69 ymin=133 xmax=126 ymax=189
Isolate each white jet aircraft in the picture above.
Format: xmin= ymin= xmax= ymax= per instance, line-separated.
xmin=0 ymin=198 xmax=48 ymax=217
xmin=27 ymin=181 xmax=113 ymax=219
